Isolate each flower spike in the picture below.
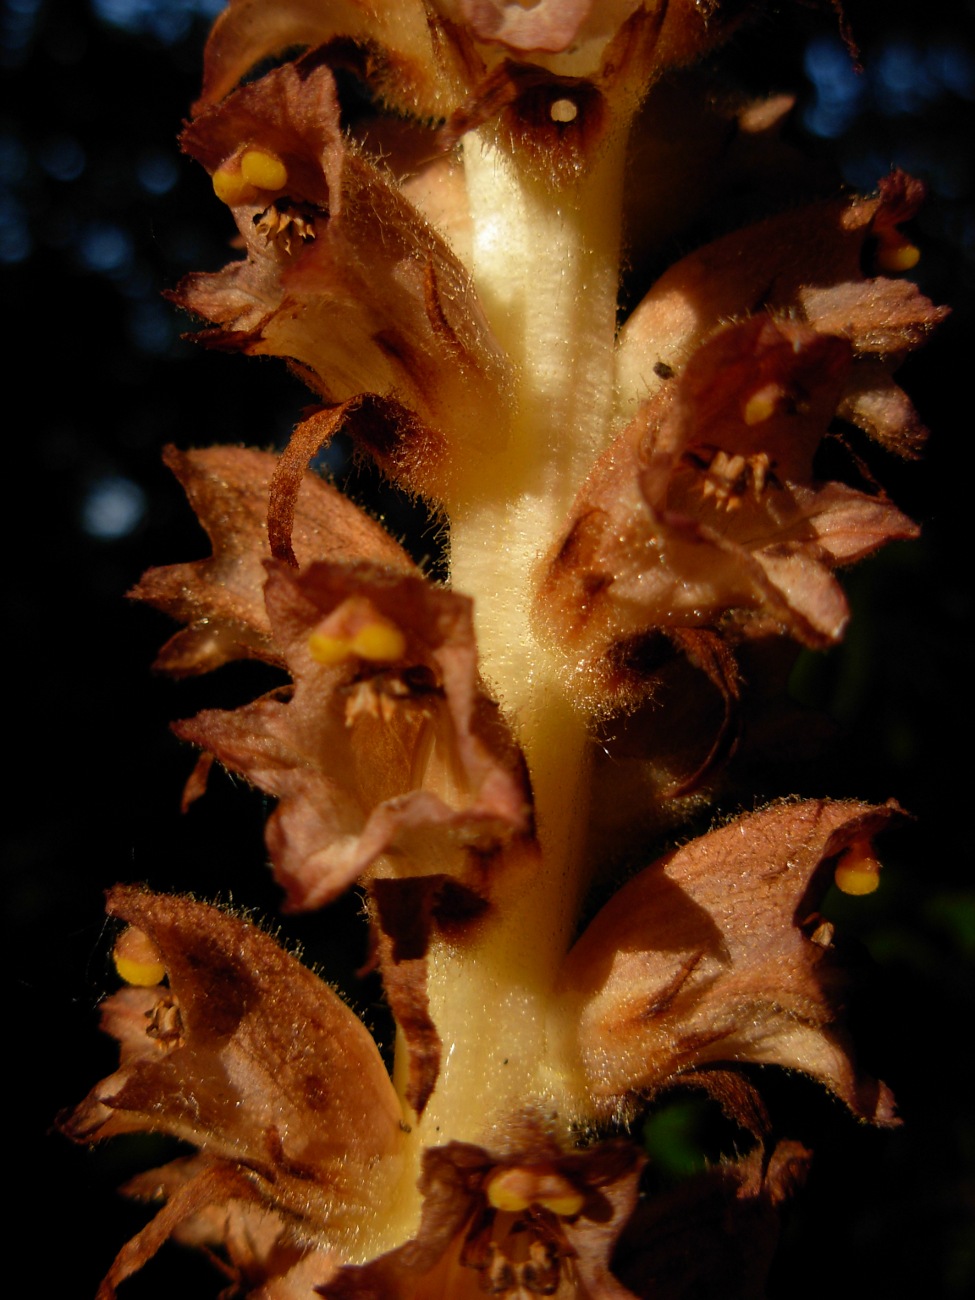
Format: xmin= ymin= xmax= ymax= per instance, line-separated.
xmin=68 ymin=2 xmax=943 ymax=1296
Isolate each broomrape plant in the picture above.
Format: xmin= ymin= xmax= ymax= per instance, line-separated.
xmin=63 ymin=2 xmax=945 ymax=1297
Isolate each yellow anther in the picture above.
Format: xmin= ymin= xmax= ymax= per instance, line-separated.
xmin=834 ymin=841 xmax=881 ymax=896
xmin=485 ymin=1166 xmax=584 ymax=1218
xmin=550 ymin=98 xmax=578 ymax=123
xmin=309 ymin=612 xmax=405 ymax=666
xmin=308 ymin=631 xmax=354 ymax=666
xmin=113 ymin=926 xmax=166 ymax=987
xmin=743 ymin=384 xmax=781 ymax=426
xmin=486 ymin=1177 xmax=532 ymax=1214
xmin=212 ymin=166 xmax=249 ymax=206
xmin=351 ymin=620 xmax=407 ymax=663
xmin=876 ymin=241 xmax=920 ymax=273
xmin=240 ymin=148 xmax=288 ymax=191
xmin=537 ymin=1190 xmax=585 ymax=1217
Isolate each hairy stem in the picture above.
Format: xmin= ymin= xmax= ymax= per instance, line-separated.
xmin=395 ymin=125 xmax=630 ymax=1164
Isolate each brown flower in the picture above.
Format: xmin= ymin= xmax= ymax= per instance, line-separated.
xmin=132 ymin=444 xmax=530 ymax=910
xmin=616 ymin=170 xmax=947 ymax=459
xmin=559 ymin=799 xmax=900 ymax=1126
xmin=61 ymin=886 xmax=410 ymax=1297
xmin=64 ymin=797 xmax=897 ymax=1297
xmin=536 ymin=315 xmax=919 ymax=709
xmin=175 ymin=556 xmax=531 ymax=909
xmin=196 ymin=0 xmax=752 ymax=117
xmin=322 ymin=1139 xmax=644 ymax=1299
xmin=68 ymin=3 xmax=940 ymax=1296
xmin=131 ymin=444 xmax=413 ymax=677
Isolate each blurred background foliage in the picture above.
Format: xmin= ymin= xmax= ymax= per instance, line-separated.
xmin=4 ymin=1 xmax=972 ymax=1296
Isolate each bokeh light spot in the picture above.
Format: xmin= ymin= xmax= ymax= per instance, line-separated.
xmin=80 ymin=475 xmax=147 ymax=539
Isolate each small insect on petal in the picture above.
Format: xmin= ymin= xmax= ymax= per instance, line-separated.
xmin=834 ymin=840 xmax=882 ymax=895
xmin=113 ymin=925 xmax=166 ymax=987
xmin=240 ymin=148 xmax=288 ymax=191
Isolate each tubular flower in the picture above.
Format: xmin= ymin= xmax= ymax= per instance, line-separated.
xmin=66 ymin=1 xmax=940 ymax=1298
xmin=68 ymin=798 xmax=896 ymax=1297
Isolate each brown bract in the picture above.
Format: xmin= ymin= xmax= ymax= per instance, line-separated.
xmin=176 ymin=560 xmax=531 ymax=910
xmin=60 ymin=887 xmax=406 ymax=1295
xmin=131 ymin=445 xmax=412 ymax=676
xmin=369 ymin=873 xmax=492 ymax=1117
xmin=196 ymin=0 xmax=755 ymax=119
xmin=103 ymin=1157 xmax=340 ymax=1299
xmin=322 ymin=1139 xmax=644 ymax=1299
xmin=537 ymin=316 xmax=919 ymax=709
xmin=560 ymin=799 xmax=901 ymax=1125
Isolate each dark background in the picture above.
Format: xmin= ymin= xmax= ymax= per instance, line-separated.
xmin=4 ymin=1 xmax=973 ymax=1296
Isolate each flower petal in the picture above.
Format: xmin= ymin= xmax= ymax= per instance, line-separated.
xmin=449 ymin=0 xmax=636 ymax=55
xmin=369 ymin=875 xmax=490 ymax=1117
xmin=61 ymin=887 xmax=408 ymax=1253
xmin=322 ymin=1138 xmax=644 ymax=1299
xmin=176 ymin=561 xmax=531 ymax=909
xmin=559 ymin=800 xmax=902 ymax=1124
xmin=92 ymin=1159 xmax=268 ymax=1300
xmin=536 ymin=317 xmax=918 ymax=708
xmin=131 ymin=444 xmax=412 ymax=676
xmin=616 ymin=171 xmax=947 ymax=453
xmin=175 ymin=62 xmax=510 ymax=503
xmin=121 ymin=1156 xmax=338 ymax=1297
xmin=198 ymin=0 xmax=469 ymax=118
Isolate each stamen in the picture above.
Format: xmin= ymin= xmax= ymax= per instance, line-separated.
xmin=834 ymin=840 xmax=881 ymax=895
xmin=352 ymin=620 xmax=407 ymax=662
xmin=145 ymin=996 xmax=184 ymax=1048
xmin=700 ymin=448 xmax=774 ymax=509
xmin=485 ymin=1166 xmax=584 ymax=1217
xmin=307 ymin=631 xmax=353 ymax=665
xmin=113 ymin=926 xmax=166 ymax=987
xmin=254 ymin=203 xmax=316 ymax=254
xmin=240 ymin=148 xmax=288 ymax=191
xmin=536 ymin=1189 xmax=585 ymax=1217
xmin=810 ymin=919 xmax=835 ymax=947
xmin=212 ymin=165 xmax=248 ymax=206
xmin=876 ymin=235 xmax=921 ymax=273
xmin=743 ymin=384 xmax=782 ymax=425
xmin=308 ymin=614 xmax=406 ymax=666
xmin=750 ymin=450 xmax=771 ymax=495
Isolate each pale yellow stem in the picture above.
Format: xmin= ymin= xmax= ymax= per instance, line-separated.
xmin=391 ymin=124 xmax=631 ymax=1166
